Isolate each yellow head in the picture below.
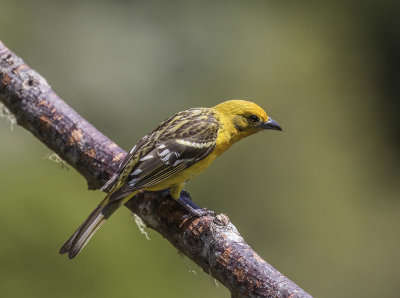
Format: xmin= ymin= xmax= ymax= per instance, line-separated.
xmin=213 ymin=99 xmax=282 ymax=141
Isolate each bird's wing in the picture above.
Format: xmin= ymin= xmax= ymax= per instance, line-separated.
xmin=106 ymin=108 xmax=219 ymax=201
xmin=99 ymin=133 xmax=153 ymax=193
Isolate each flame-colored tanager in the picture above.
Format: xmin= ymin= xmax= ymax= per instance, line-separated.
xmin=60 ymin=99 xmax=282 ymax=258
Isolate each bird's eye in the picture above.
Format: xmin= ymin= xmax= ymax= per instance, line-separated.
xmin=248 ymin=115 xmax=260 ymax=124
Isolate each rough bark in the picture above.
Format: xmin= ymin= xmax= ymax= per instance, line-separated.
xmin=0 ymin=40 xmax=312 ymax=298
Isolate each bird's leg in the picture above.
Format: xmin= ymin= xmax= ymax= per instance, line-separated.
xmin=178 ymin=190 xmax=200 ymax=209
xmin=178 ymin=190 xmax=215 ymax=218
xmin=159 ymin=188 xmax=215 ymax=217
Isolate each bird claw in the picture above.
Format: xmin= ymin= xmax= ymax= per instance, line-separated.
xmin=182 ymin=207 xmax=215 ymax=219
xmin=161 ymin=188 xmax=215 ymax=218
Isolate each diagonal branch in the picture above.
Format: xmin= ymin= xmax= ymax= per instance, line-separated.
xmin=0 ymin=40 xmax=311 ymax=298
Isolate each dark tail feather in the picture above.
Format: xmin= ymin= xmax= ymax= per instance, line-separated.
xmin=60 ymin=199 xmax=121 ymax=259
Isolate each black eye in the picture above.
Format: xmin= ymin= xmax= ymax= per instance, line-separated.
xmin=248 ymin=115 xmax=259 ymax=124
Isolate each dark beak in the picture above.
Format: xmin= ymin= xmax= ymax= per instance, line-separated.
xmin=260 ymin=117 xmax=282 ymax=131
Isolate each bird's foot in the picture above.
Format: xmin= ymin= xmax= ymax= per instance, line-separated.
xmin=178 ymin=190 xmax=215 ymax=218
xmin=160 ymin=188 xmax=214 ymax=218
xmin=182 ymin=206 xmax=215 ymax=219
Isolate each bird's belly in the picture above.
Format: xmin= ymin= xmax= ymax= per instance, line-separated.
xmin=145 ymin=152 xmax=218 ymax=192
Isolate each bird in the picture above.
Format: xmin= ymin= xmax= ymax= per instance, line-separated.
xmin=60 ymin=99 xmax=282 ymax=258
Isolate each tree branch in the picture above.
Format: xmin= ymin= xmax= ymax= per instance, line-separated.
xmin=0 ymin=40 xmax=311 ymax=298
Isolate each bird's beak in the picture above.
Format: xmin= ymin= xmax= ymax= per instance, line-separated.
xmin=260 ymin=117 xmax=282 ymax=131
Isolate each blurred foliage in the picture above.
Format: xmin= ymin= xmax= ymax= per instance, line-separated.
xmin=1 ymin=1 xmax=399 ymax=297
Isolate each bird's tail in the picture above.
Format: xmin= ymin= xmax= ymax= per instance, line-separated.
xmin=59 ymin=197 xmax=121 ymax=259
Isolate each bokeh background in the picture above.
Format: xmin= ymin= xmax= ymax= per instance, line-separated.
xmin=1 ymin=1 xmax=399 ymax=297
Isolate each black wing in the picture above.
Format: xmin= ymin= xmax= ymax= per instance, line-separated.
xmin=99 ymin=134 xmax=152 ymax=192
xmin=103 ymin=108 xmax=219 ymax=201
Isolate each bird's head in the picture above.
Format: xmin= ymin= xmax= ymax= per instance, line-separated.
xmin=213 ymin=100 xmax=282 ymax=140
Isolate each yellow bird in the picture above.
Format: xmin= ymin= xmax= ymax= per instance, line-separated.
xmin=60 ymin=100 xmax=282 ymax=258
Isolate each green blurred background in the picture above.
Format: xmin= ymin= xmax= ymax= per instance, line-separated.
xmin=1 ymin=1 xmax=399 ymax=297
